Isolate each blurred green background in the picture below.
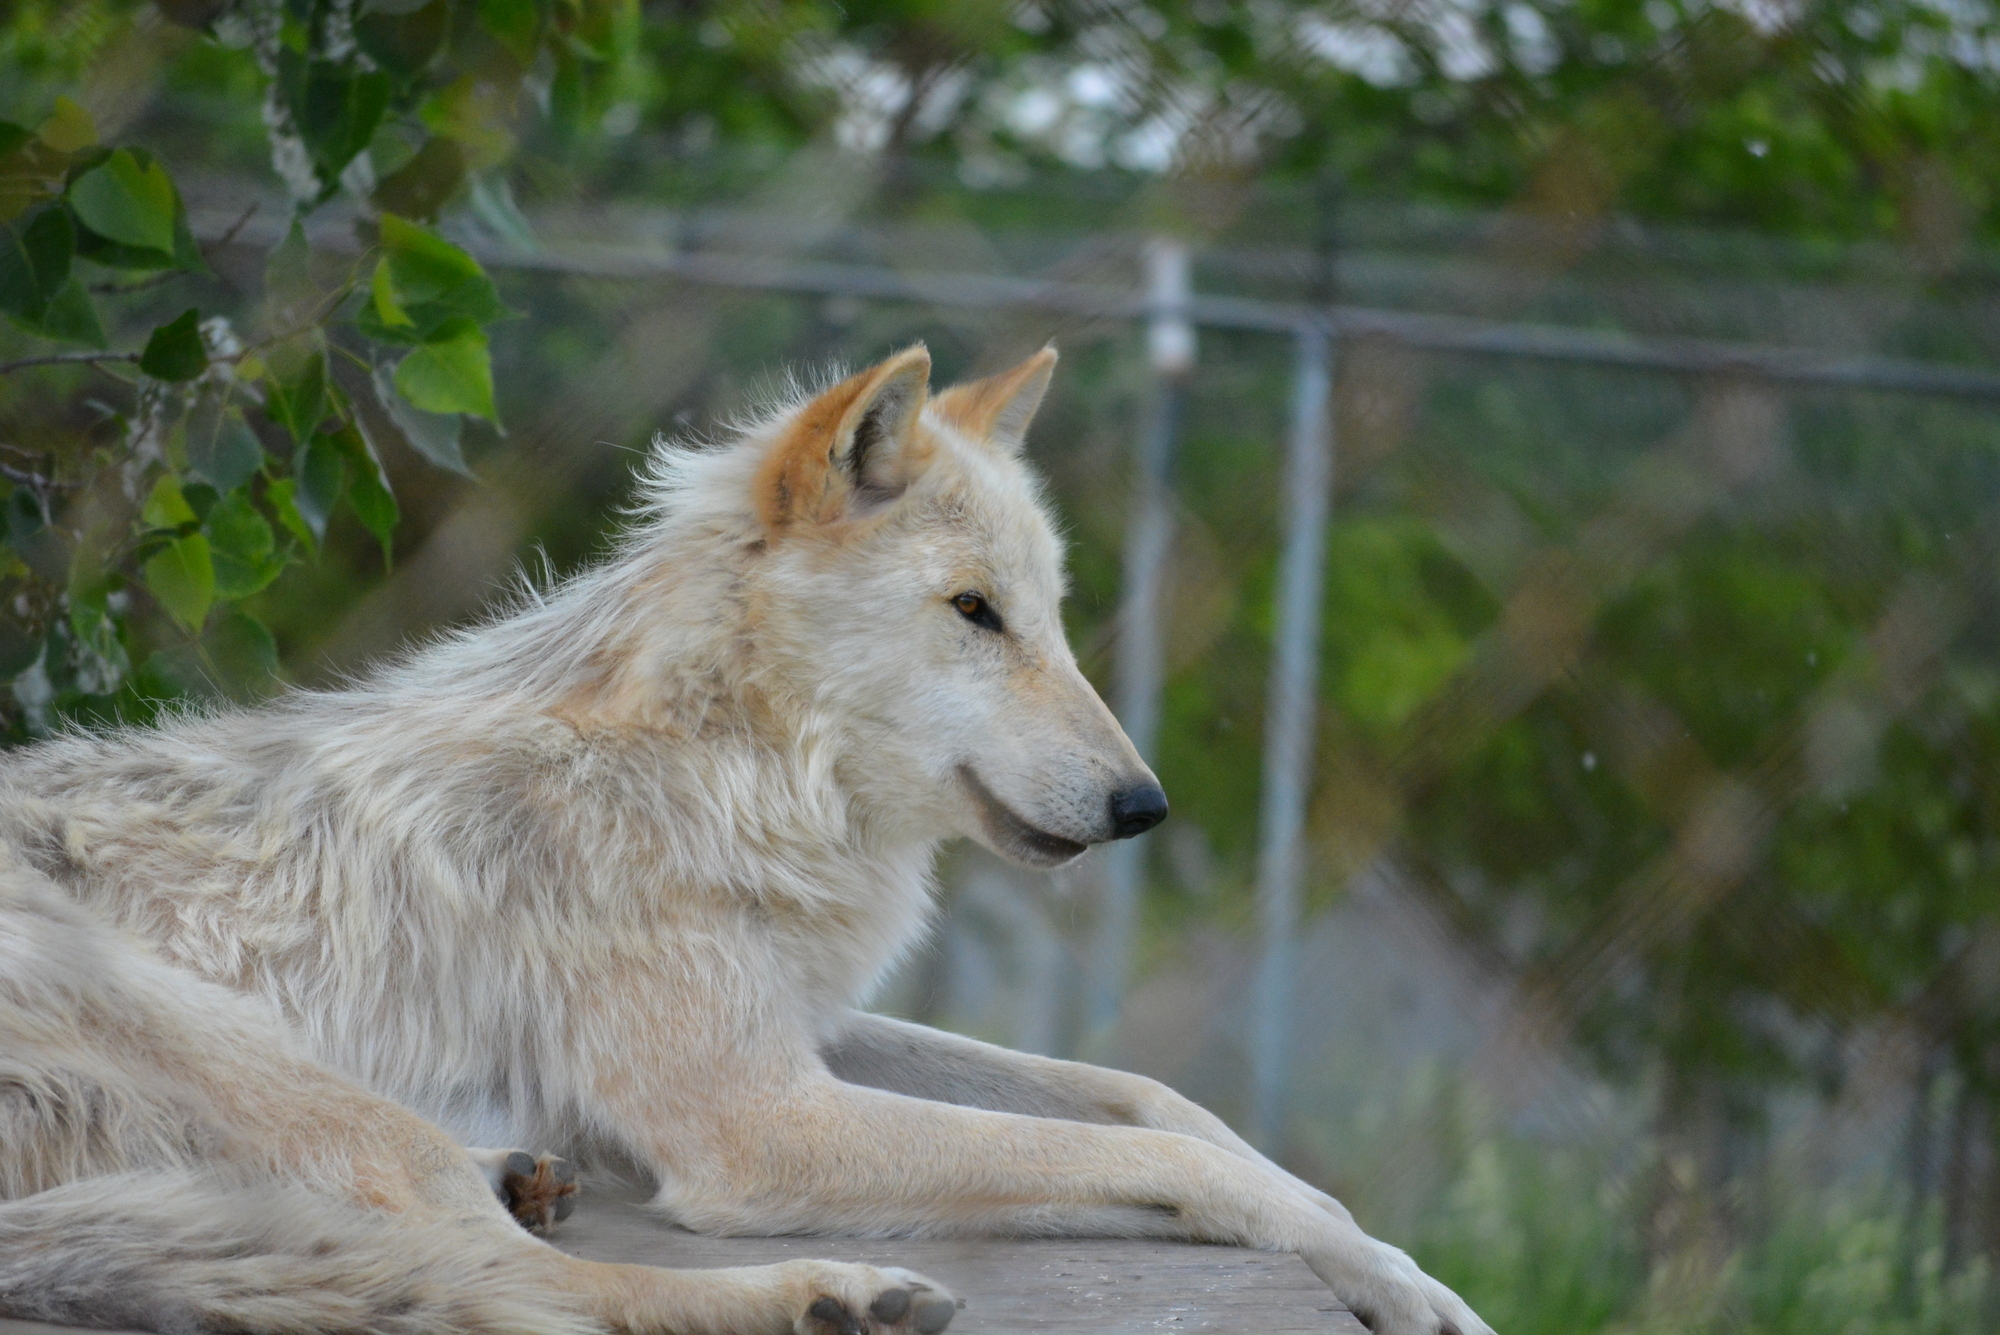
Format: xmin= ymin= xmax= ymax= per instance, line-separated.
xmin=6 ymin=2 xmax=2000 ymax=1330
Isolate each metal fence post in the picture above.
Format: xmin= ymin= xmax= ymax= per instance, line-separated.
xmin=1248 ymin=322 xmax=1335 ymax=1151
xmin=1086 ymin=238 xmax=1194 ymax=1050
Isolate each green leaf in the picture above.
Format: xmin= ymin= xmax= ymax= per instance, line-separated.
xmin=36 ymin=97 xmax=96 ymax=154
xmin=355 ymin=0 xmax=450 ymax=77
xmin=3 ymin=487 xmax=50 ymax=577
xmin=353 ymin=294 xmax=419 ymax=346
xmin=180 ymin=479 xmax=219 ymax=519
xmin=264 ymin=348 xmax=329 ymax=447
xmin=394 ymin=318 xmax=497 ymax=422
xmin=4 ymin=481 xmax=63 ymax=581
xmin=347 ymin=464 xmax=399 ymax=566
xmin=144 ymin=533 xmax=215 ymax=631
xmin=28 ymin=276 xmax=105 ymax=346
xmin=0 ymin=486 xmax=41 ymax=539
xmin=168 ymin=188 xmax=205 ymax=273
xmin=143 ymin=476 xmax=197 ymax=531
xmin=184 ymin=404 xmax=266 ymax=493
xmin=276 ymin=51 xmax=392 ymax=185
xmin=204 ymin=492 xmax=284 ymax=599
xmin=67 ymin=148 xmax=177 ymax=255
xmin=266 ymin=477 xmax=317 ymax=552
xmin=136 ymin=607 xmax=279 ymax=703
xmin=477 ymin=0 xmax=542 ymax=63
xmin=139 ymin=308 xmax=207 ymax=382
xmin=370 ymin=358 xmax=469 ymax=474
xmin=326 ymin=423 xmax=398 ymax=565
xmin=372 ymin=213 xmax=505 ymax=335
xmin=143 ymin=472 xmax=200 ymax=528
xmin=206 ymin=607 xmax=280 ymax=692
xmin=0 ymin=204 xmax=72 ymax=320
xmin=0 ymin=128 xmax=69 ymax=224
xmin=370 ymin=255 xmax=414 ymax=329
xmin=294 ymin=433 xmax=349 ymax=541
xmin=264 ymin=218 xmax=318 ymax=318
xmin=154 ymin=0 xmax=235 ymax=28
xmin=65 ymin=585 xmax=130 ymax=697
xmin=369 ymin=134 xmax=467 ymax=223
xmin=0 ymin=612 xmax=39 ymax=679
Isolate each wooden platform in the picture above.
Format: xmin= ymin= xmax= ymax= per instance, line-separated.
xmin=0 ymin=1185 xmax=1363 ymax=1334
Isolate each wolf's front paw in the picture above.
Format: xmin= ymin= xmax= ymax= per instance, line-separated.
xmin=1412 ymin=1270 xmax=1492 ymax=1335
xmin=1310 ymin=1238 xmax=1491 ymax=1335
xmin=788 ymin=1263 xmax=961 ymax=1335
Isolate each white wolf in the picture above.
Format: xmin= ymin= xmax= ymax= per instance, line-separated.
xmin=0 ymin=346 xmax=1489 ymax=1335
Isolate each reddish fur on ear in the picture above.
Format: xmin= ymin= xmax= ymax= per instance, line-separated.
xmin=931 ymin=346 xmax=1057 ymax=454
xmin=756 ymin=346 xmax=933 ymax=532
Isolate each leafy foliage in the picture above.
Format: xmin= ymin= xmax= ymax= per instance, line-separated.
xmin=0 ymin=0 xmax=593 ymax=730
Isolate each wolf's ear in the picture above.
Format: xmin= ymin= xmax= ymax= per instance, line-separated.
xmin=931 ymin=345 xmax=1057 ymax=455
xmin=757 ymin=346 xmax=933 ymax=531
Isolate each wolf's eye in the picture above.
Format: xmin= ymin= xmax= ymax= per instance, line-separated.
xmin=952 ymin=591 xmax=1003 ymax=632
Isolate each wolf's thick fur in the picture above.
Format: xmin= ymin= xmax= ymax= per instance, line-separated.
xmin=0 ymin=348 xmax=1489 ymax=1335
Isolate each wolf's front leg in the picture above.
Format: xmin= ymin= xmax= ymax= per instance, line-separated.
xmin=613 ymin=1071 xmax=1487 ymax=1335
xmin=822 ymin=1009 xmax=1359 ymax=1224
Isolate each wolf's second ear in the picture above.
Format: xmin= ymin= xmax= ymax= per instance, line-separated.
xmin=758 ymin=346 xmax=933 ymax=530
xmin=931 ymin=345 xmax=1057 ymax=455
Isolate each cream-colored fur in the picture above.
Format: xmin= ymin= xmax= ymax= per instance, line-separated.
xmin=0 ymin=347 xmax=1490 ymax=1335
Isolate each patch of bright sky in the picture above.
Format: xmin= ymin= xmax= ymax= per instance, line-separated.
xmin=1298 ymin=1 xmax=1503 ymax=85
xmin=1068 ymin=62 xmax=1125 ymax=109
xmin=1428 ymin=1 xmax=1499 ymax=79
xmin=1006 ymin=84 xmax=1064 ymax=137
xmin=1296 ymin=16 xmax=1417 ymax=86
xmin=1713 ymin=0 xmax=1806 ymax=33
xmin=1504 ymin=2 xmax=1560 ymax=75
xmin=1114 ymin=114 xmax=1181 ymax=172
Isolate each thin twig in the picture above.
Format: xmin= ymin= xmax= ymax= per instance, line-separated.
xmin=225 ymin=276 xmax=361 ymax=364
xmin=210 ymin=200 xmax=262 ymax=251
xmin=0 ymin=462 xmax=58 ymax=493
xmin=0 ymin=278 xmax=339 ymax=382
xmin=0 ymin=444 xmax=56 ymax=490
xmin=0 ymin=351 xmax=140 ymax=376
xmin=90 ymin=201 xmax=262 ymax=295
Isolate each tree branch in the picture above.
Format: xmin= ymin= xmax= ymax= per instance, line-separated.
xmin=0 ymin=462 xmax=55 ymax=492
xmin=90 ymin=201 xmax=261 ymax=295
xmin=0 ymin=351 xmax=140 ymax=376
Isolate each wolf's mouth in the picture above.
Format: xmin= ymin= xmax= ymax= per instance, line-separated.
xmin=957 ymin=765 xmax=1089 ymax=867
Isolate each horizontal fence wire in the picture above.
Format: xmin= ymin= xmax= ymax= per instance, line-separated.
xmin=195 ymin=207 xmax=2000 ymax=402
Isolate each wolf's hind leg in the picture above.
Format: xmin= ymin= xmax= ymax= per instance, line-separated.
xmin=466 ymin=1146 xmax=578 ymax=1233
xmin=1 ymin=865 xmax=962 ymax=1333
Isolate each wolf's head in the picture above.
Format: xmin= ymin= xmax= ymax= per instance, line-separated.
xmin=730 ymin=344 xmax=1165 ymax=868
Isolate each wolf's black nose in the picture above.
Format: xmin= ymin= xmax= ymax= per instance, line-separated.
xmin=1108 ymin=785 xmax=1169 ymax=840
